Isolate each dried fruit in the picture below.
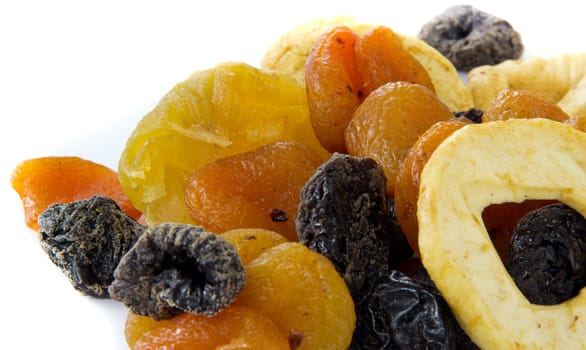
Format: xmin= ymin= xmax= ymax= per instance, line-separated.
xmin=109 ymin=223 xmax=245 ymax=320
xmin=185 ymin=141 xmax=323 ymax=242
xmin=305 ymin=25 xmax=435 ymax=154
xmin=305 ymin=25 xmax=363 ymax=153
xmin=417 ymin=118 xmax=586 ymax=349
xmin=453 ymin=108 xmax=483 ymax=123
xmin=355 ymin=26 xmax=435 ymax=96
xmin=418 ymin=5 xmax=523 ymax=71
xmin=37 ymin=195 xmax=143 ymax=297
xmin=482 ymin=89 xmax=570 ymax=123
xmin=394 ymin=119 xmax=470 ymax=256
xmin=219 ymin=228 xmax=289 ymax=265
xmin=11 ymin=156 xmax=141 ymax=230
xmin=126 ymin=305 xmax=289 ymax=350
xmin=234 ymin=242 xmax=355 ymax=350
xmin=118 ymin=62 xmax=328 ymax=225
xmin=507 ymin=203 xmax=586 ymax=305
xmin=296 ymin=153 xmax=409 ymax=297
xmin=345 ymin=81 xmax=453 ymax=195
xmin=350 ymin=270 xmax=478 ymax=349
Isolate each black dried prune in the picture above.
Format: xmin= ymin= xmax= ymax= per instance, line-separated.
xmin=37 ymin=195 xmax=144 ymax=297
xmin=385 ymin=196 xmax=414 ymax=268
xmin=507 ymin=203 xmax=586 ymax=305
xmin=453 ymin=108 xmax=483 ymax=123
xmin=296 ymin=153 xmax=411 ymax=298
xmin=109 ymin=223 xmax=246 ymax=320
xmin=350 ymin=270 xmax=479 ymax=350
xmin=418 ymin=5 xmax=524 ymax=71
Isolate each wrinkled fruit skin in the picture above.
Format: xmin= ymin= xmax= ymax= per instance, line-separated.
xmin=296 ymin=153 xmax=411 ymax=299
xmin=507 ymin=203 xmax=586 ymax=305
xmin=38 ymin=195 xmax=143 ymax=297
xmin=109 ymin=223 xmax=246 ymax=320
xmin=350 ymin=270 xmax=478 ymax=349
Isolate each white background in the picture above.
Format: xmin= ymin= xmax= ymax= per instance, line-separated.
xmin=1 ymin=1 xmax=584 ymax=348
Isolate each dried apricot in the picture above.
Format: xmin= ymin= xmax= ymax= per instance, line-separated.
xmin=11 ymin=156 xmax=141 ymax=230
xmin=126 ymin=305 xmax=289 ymax=350
xmin=185 ymin=141 xmax=323 ymax=242
xmin=345 ymin=81 xmax=453 ymax=195
xmin=355 ymin=26 xmax=435 ymax=97
xmin=118 ymin=62 xmax=329 ymax=225
xmin=305 ymin=26 xmax=364 ymax=153
xmin=220 ymin=228 xmax=289 ymax=265
xmin=234 ymin=242 xmax=355 ymax=350
xmin=394 ymin=119 xmax=470 ymax=256
xmin=482 ymin=88 xmax=570 ymax=123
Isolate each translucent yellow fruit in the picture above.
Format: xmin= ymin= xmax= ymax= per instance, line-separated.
xmin=118 ymin=62 xmax=329 ymax=225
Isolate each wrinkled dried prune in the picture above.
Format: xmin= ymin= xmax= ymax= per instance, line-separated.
xmin=37 ymin=195 xmax=143 ymax=297
xmin=453 ymin=108 xmax=483 ymax=123
xmin=350 ymin=270 xmax=478 ymax=350
xmin=385 ymin=196 xmax=415 ymax=268
xmin=507 ymin=203 xmax=586 ymax=305
xmin=296 ymin=153 xmax=411 ymax=298
xmin=418 ymin=5 xmax=524 ymax=71
xmin=109 ymin=223 xmax=246 ymax=320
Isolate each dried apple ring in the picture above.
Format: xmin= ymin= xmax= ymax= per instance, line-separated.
xmin=417 ymin=118 xmax=586 ymax=349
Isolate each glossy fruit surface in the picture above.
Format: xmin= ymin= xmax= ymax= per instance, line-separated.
xmin=11 ymin=156 xmax=141 ymax=230
xmin=345 ymin=81 xmax=453 ymax=195
xmin=185 ymin=142 xmax=323 ymax=241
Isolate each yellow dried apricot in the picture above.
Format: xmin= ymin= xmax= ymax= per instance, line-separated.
xmin=345 ymin=81 xmax=453 ymax=195
xmin=482 ymin=89 xmax=570 ymax=123
xmin=184 ymin=141 xmax=323 ymax=241
xmin=234 ymin=242 xmax=355 ymax=350
xmin=118 ymin=62 xmax=329 ymax=225
xmin=219 ymin=228 xmax=289 ymax=265
xmin=11 ymin=156 xmax=141 ymax=230
xmin=394 ymin=119 xmax=470 ymax=256
xmin=125 ymin=305 xmax=289 ymax=350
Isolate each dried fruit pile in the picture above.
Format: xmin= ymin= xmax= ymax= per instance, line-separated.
xmin=10 ymin=6 xmax=586 ymax=350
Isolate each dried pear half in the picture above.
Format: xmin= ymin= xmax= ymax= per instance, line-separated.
xmin=262 ymin=16 xmax=473 ymax=112
xmin=118 ymin=62 xmax=328 ymax=225
xmin=417 ymin=118 xmax=586 ymax=349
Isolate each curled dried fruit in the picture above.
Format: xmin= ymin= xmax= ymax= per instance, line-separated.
xmin=507 ymin=203 xmax=586 ymax=305
xmin=296 ymin=153 xmax=411 ymax=298
xmin=109 ymin=223 xmax=246 ymax=320
xmin=38 ymin=195 xmax=143 ymax=297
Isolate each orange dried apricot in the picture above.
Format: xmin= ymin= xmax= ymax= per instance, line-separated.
xmin=11 ymin=156 xmax=141 ymax=230
xmin=305 ymin=25 xmax=364 ymax=153
xmin=185 ymin=141 xmax=323 ymax=241
xmin=355 ymin=26 xmax=435 ymax=97
xmin=220 ymin=228 xmax=289 ymax=265
xmin=345 ymin=81 xmax=453 ymax=195
xmin=234 ymin=242 xmax=355 ymax=350
xmin=125 ymin=305 xmax=289 ymax=350
xmin=482 ymin=88 xmax=570 ymax=123
xmin=394 ymin=118 xmax=470 ymax=256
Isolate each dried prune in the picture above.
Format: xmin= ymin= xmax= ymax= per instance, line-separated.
xmin=507 ymin=203 xmax=586 ymax=305
xmin=37 ymin=195 xmax=143 ymax=297
xmin=453 ymin=108 xmax=483 ymax=123
xmin=296 ymin=153 xmax=411 ymax=298
xmin=350 ymin=269 xmax=479 ymax=349
xmin=385 ymin=196 xmax=415 ymax=268
xmin=418 ymin=5 xmax=524 ymax=71
xmin=109 ymin=223 xmax=246 ymax=320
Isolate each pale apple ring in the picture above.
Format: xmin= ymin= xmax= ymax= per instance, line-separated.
xmin=417 ymin=118 xmax=586 ymax=349
xmin=467 ymin=53 xmax=586 ymax=118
